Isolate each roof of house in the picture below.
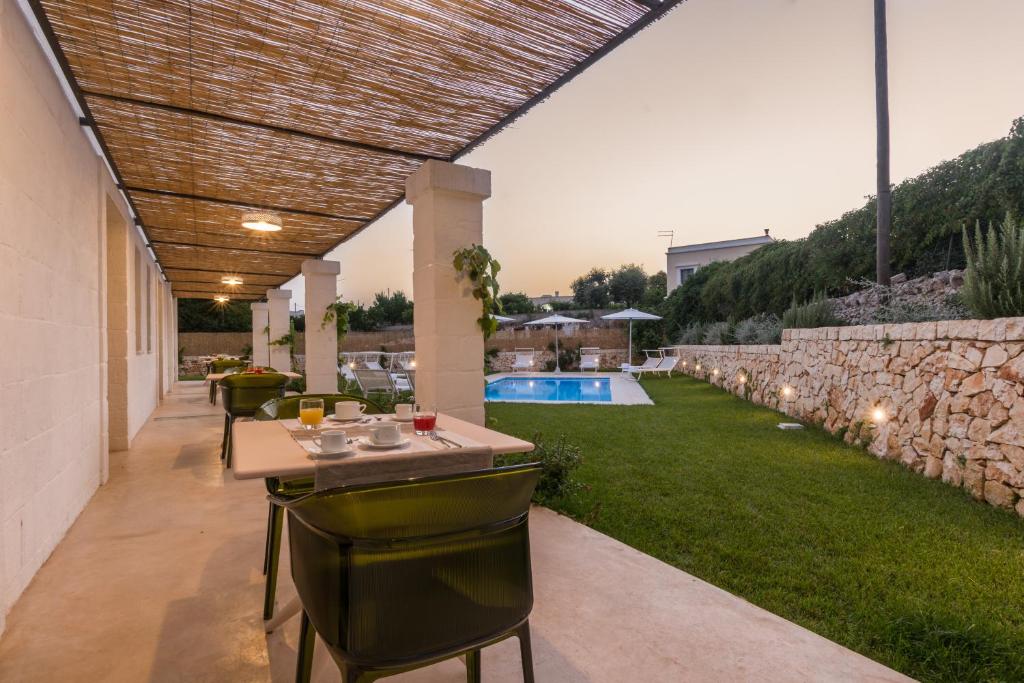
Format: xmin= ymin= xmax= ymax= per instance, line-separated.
xmin=666 ymin=234 xmax=774 ymax=255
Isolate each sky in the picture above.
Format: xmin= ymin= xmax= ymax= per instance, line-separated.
xmin=283 ymin=0 xmax=1024 ymax=309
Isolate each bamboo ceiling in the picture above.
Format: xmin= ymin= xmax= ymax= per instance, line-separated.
xmin=32 ymin=0 xmax=682 ymax=300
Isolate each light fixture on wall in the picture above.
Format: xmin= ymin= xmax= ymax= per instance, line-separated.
xmin=241 ymin=210 xmax=283 ymax=232
xmin=871 ymin=405 xmax=889 ymax=424
xmin=221 ymin=276 xmax=243 ymax=286
xmin=214 ymin=295 xmax=230 ymax=303
xmin=781 ymin=385 xmax=794 ymax=399
xmin=738 ymin=374 xmax=747 ymax=384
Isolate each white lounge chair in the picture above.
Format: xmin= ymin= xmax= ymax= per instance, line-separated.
xmin=352 ymin=367 xmax=397 ymax=397
xmin=620 ymin=350 xmax=663 ymax=379
xmin=511 ymin=348 xmax=535 ymax=373
xmin=579 ymin=347 xmax=601 ymax=372
xmin=639 ymin=356 xmax=678 ymax=378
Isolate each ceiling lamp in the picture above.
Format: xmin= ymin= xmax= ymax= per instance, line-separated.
xmin=221 ymin=276 xmax=243 ymax=286
xmin=241 ymin=210 xmax=282 ymax=232
xmin=214 ymin=295 xmax=230 ymax=303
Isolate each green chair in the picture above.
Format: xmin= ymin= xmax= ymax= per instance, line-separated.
xmin=254 ymin=393 xmax=384 ymax=620
xmin=219 ymin=373 xmax=288 ymax=468
xmin=208 ymin=360 xmax=247 ymax=404
xmin=273 ymin=464 xmax=542 ymax=683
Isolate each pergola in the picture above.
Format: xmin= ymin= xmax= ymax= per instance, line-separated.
xmin=30 ymin=0 xmax=683 ymax=301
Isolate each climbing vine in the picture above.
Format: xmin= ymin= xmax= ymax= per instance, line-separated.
xmin=453 ymin=244 xmax=502 ymax=339
xmin=321 ymin=297 xmax=353 ymax=342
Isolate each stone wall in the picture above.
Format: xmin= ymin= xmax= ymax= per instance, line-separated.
xmin=487 ymin=349 xmax=628 ymax=373
xmin=672 ymin=317 xmax=1024 ymax=517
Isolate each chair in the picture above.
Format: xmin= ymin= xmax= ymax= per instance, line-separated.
xmin=274 ymin=464 xmax=542 ymax=683
xmin=253 ymin=393 xmax=383 ymax=620
xmin=352 ymin=367 xmax=397 ymax=398
xmin=639 ymin=356 xmax=678 ymax=378
xmin=404 ymin=369 xmax=416 ymax=396
xmin=620 ymin=350 xmax=663 ymax=379
xmin=209 ymin=364 xmax=247 ymax=404
xmin=579 ymin=347 xmax=601 ymax=372
xmin=211 ymin=358 xmax=246 ymax=373
xmin=511 ymin=348 xmax=535 ymax=373
xmin=219 ymin=373 xmax=288 ymax=468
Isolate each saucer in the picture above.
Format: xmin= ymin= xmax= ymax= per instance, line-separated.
xmin=328 ymin=415 xmax=365 ymax=423
xmin=359 ymin=437 xmax=411 ymax=450
xmin=307 ymin=446 xmax=355 ymax=460
xmin=393 ymin=415 xmax=414 ymax=422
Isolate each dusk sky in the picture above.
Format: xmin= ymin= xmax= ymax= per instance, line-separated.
xmin=284 ymin=0 xmax=1024 ymax=308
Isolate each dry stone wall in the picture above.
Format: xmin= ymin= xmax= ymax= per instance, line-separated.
xmin=673 ymin=317 xmax=1024 ymax=517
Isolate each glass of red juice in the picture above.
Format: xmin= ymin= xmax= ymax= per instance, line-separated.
xmin=413 ymin=403 xmax=437 ymax=435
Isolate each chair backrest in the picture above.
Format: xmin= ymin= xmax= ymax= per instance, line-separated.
xmin=657 ymin=356 xmax=678 ymax=370
xmin=638 ymin=355 xmax=660 ymax=369
xmin=513 ymin=348 xmax=535 ymax=365
xmin=580 ymin=347 xmax=600 ymax=363
xmin=253 ymin=393 xmax=382 ymax=421
xmin=404 ymin=369 xmax=416 ymax=394
xmin=211 ymin=358 xmax=246 ymax=373
xmin=352 ymin=367 xmax=395 ymax=395
xmin=282 ymin=464 xmax=541 ymax=664
xmin=219 ymin=373 xmax=288 ymax=415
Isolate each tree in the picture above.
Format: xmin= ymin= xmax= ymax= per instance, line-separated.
xmin=874 ymin=0 xmax=891 ymax=285
xmin=571 ymin=268 xmax=610 ymax=308
xmin=609 ymin=264 xmax=648 ymax=306
xmin=641 ymin=271 xmax=667 ymax=310
xmin=367 ymin=290 xmax=414 ymax=326
xmin=178 ymin=298 xmax=252 ymax=332
xmin=497 ymin=292 xmax=534 ymax=314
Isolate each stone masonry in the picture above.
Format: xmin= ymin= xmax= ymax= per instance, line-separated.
xmin=673 ymin=317 xmax=1024 ymax=517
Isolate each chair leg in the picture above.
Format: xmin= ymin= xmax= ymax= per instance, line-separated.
xmin=517 ymin=622 xmax=535 ymax=683
xmin=295 ymin=610 xmax=315 ymax=683
xmin=221 ymin=413 xmax=230 ymax=460
xmin=262 ymin=500 xmax=275 ymax=575
xmin=263 ymin=503 xmax=284 ymax=619
xmin=465 ymin=650 xmax=481 ymax=683
xmin=209 ymin=380 xmax=216 ymax=404
xmin=225 ymin=415 xmax=235 ymax=468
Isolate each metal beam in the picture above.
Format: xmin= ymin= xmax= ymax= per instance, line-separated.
xmin=82 ymin=90 xmax=443 ymax=163
xmin=148 ymin=239 xmax=319 ymax=258
xmin=125 ymin=186 xmax=372 ymax=223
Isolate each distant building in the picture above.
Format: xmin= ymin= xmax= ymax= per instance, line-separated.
xmin=530 ymin=292 xmax=574 ymax=309
xmin=666 ymin=230 xmax=774 ymax=293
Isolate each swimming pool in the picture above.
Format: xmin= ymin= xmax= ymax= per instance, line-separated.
xmin=485 ymin=376 xmax=613 ymax=403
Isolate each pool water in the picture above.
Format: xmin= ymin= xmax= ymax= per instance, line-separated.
xmin=485 ymin=377 xmax=612 ymax=403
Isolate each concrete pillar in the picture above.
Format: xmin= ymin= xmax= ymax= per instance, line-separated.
xmin=406 ymin=160 xmax=491 ymax=425
xmin=250 ymin=302 xmax=269 ymax=368
xmin=302 ymin=259 xmax=341 ymax=393
xmin=266 ymin=289 xmax=292 ymax=372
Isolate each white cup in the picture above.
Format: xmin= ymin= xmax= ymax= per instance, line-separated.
xmin=369 ymin=421 xmax=402 ymax=445
xmin=334 ymin=401 xmax=366 ymax=420
xmin=318 ymin=430 xmax=348 ymax=453
xmin=395 ymin=403 xmax=413 ymax=420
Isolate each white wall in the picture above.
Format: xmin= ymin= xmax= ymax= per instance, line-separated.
xmin=0 ymin=0 xmax=173 ymax=634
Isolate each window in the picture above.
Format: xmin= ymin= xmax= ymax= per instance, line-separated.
xmin=678 ymin=266 xmax=696 ymax=286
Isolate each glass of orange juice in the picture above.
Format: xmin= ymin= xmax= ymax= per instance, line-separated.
xmin=299 ymin=398 xmax=324 ymax=432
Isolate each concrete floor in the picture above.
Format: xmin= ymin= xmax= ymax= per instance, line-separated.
xmin=0 ymin=382 xmax=910 ymax=682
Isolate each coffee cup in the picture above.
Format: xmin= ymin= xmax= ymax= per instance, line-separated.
xmin=395 ymin=403 xmax=413 ymax=420
xmin=318 ymin=430 xmax=348 ymax=453
xmin=334 ymin=401 xmax=366 ymax=420
xmin=369 ymin=421 xmax=402 ymax=445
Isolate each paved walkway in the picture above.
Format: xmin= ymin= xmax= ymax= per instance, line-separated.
xmin=0 ymin=382 xmax=910 ymax=682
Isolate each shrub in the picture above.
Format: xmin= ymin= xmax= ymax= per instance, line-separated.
xmin=961 ymin=214 xmax=1024 ymax=318
xmin=494 ymin=432 xmax=584 ymax=504
xmin=677 ymin=321 xmax=707 ymax=345
xmin=782 ymin=293 xmax=841 ymax=329
xmin=702 ymin=321 xmax=734 ymax=345
xmin=873 ymin=294 xmax=968 ymax=324
xmin=734 ymin=313 xmax=782 ymax=344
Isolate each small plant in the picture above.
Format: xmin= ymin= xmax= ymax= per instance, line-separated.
xmin=494 ymin=432 xmax=584 ymax=504
xmin=880 ymin=333 xmax=894 ymax=349
xmin=733 ymin=313 xmax=782 ymax=344
xmin=453 ymin=244 xmax=502 ymax=339
xmin=702 ymin=321 xmax=733 ymax=345
xmin=268 ymin=320 xmax=298 ymax=371
xmin=961 ymin=214 xmax=1024 ymax=318
xmin=322 ymin=297 xmax=354 ymax=341
xmin=677 ymin=321 xmax=707 ymax=345
xmin=782 ymin=292 xmax=841 ymax=329
xmin=543 ymin=341 xmax=577 ymax=372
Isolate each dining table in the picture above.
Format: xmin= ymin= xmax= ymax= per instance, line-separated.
xmin=230 ymin=412 xmax=535 ymax=630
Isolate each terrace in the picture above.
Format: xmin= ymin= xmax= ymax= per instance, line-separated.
xmin=2 ymin=0 xmax=1021 ymax=681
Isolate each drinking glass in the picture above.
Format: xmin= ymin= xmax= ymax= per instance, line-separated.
xmin=299 ymin=398 xmax=324 ymax=432
xmin=412 ymin=403 xmax=437 ymax=436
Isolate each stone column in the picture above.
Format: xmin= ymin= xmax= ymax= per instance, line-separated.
xmin=266 ymin=289 xmax=292 ymax=372
xmin=250 ymin=302 xmax=269 ymax=367
xmin=406 ymin=160 xmax=491 ymax=425
xmin=302 ymin=259 xmax=341 ymax=393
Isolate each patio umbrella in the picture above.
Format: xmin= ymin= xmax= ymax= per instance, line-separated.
xmin=524 ymin=314 xmax=589 ymax=372
xmin=493 ymin=314 xmax=516 ymax=324
xmin=601 ymin=308 xmax=663 ymax=365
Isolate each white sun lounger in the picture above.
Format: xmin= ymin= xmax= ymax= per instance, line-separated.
xmin=620 ymin=350 xmax=664 ymax=379
xmin=639 ymin=356 xmax=677 ymax=378
xmin=579 ymin=347 xmax=600 ymax=372
xmin=512 ymin=348 xmax=535 ymax=373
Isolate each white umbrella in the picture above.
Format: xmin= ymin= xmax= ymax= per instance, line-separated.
xmin=524 ymin=314 xmax=589 ymax=372
xmin=493 ymin=314 xmax=516 ymax=323
xmin=601 ymin=308 xmax=662 ymax=365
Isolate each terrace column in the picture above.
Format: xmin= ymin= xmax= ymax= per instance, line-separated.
xmin=266 ymin=289 xmax=292 ymax=372
xmin=250 ymin=302 xmax=269 ymax=367
xmin=302 ymin=259 xmax=341 ymax=393
xmin=406 ymin=160 xmax=491 ymax=425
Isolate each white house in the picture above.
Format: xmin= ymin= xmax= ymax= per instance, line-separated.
xmin=666 ymin=230 xmax=774 ymax=292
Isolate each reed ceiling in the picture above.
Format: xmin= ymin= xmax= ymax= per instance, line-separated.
xmin=32 ymin=0 xmax=680 ymax=300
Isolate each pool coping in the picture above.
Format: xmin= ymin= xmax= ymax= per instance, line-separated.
xmin=484 ymin=372 xmax=654 ymax=406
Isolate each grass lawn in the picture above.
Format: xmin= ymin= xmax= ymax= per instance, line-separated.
xmin=487 ymin=375 xmax=1024 ymax=683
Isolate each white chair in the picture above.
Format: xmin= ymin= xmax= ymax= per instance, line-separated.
xmin=579 ymin=347 xmax=601 ymax=372
xmin=639 ymin=356 xmax=678 ymax=378
xmin=352 ymin=367 xmax=397 ymax=397
xmin=620 ymin=350 xmax=663 ymax=379
xmin=511 ymin=348 xmax=535 ymax=373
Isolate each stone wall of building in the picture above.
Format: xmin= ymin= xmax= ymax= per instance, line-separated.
xmin=487 ymin=349 xmax=628 ymax=373
xmin=672 ymin=317 xmax=1024 ymax=517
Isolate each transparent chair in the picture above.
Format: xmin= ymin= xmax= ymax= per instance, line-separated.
xmin=218 ymin=372 xmax=288 ymax=467
xmin=274 ymin=464 xmax=541 ymax=683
